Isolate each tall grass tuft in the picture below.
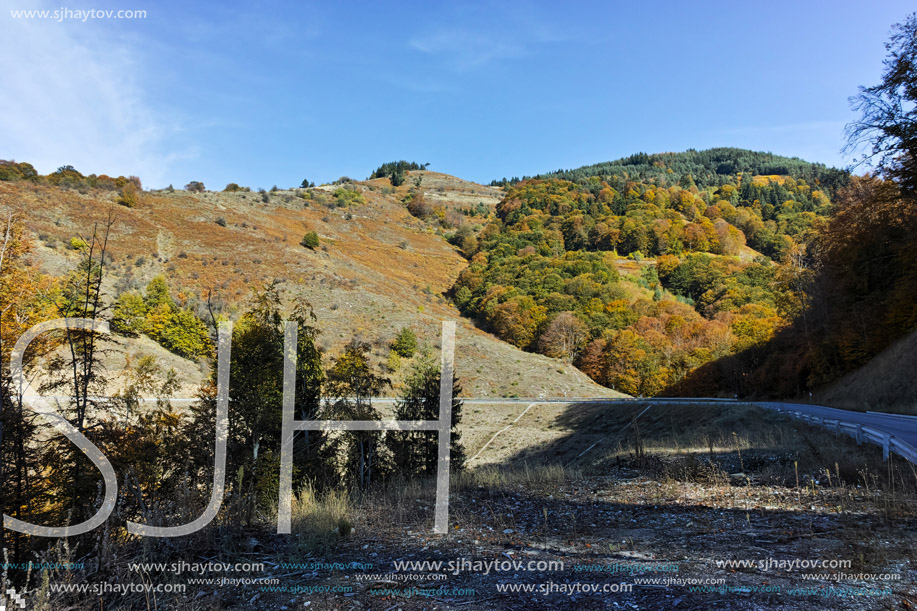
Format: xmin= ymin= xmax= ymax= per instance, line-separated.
xmin=289 ymin=482 xmax=352 ymax=554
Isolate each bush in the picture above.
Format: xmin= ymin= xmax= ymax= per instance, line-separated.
xmin=119 ymin=276 xmax=215 ymax=359
xmin=391 ymin=327 xmax=417 ymax=358
xmin=405 ymin=190 xmax=432 ymax=218
xmin=333 ymin=187 xmax=365 ymax=206
xmin=0 ymin=160 xmax=38 ymax=181
xmin=223 ymin=183 xmax=245 ymax=192
xmin=300 ymin=231 xmax=320 ymax=249
xmin=111 ymin=292 xmax=148 ymax=336
xmin=386 ymin=349 xmax=402 ymax=372
xmin=144 ymin=275 xmax=174 ymax=309
xmin=185 ymin=181 xmax=205 ymax=192
xmin=118 ymin=182 xmax=140 ymax=207
xmin=159 ymin=308 xmax=213 ymax=359
xmin=69 ymin=236 xmax=88 ymax=250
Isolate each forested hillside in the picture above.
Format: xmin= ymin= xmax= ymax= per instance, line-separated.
xmin=669 ymin=173 xmax=917 ymax=401
xmin=493 ymin=147 xmax=849 ymax=192
xmin=455 ymin=149 xmax=849 ymax=395
xmin=668 ymin=16 xmax=917 ymax=403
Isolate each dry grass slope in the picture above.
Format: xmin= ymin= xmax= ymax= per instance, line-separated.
xmin=0 ymin=177 xmax=619 ymax=398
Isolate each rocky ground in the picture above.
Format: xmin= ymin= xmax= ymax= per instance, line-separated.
xmin=39 ymin=448 xmax=916 ymax=610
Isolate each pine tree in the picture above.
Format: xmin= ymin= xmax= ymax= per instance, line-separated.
xmin=391 ymin=327 xmax=417 ymax=358
xmin=387 ymin=355 xmax=464 ymax=478
xmin=324 ymin=341 xmax=389 ymax=490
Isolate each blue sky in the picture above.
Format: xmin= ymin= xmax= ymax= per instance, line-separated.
xmin=1 ymin=0 xmax=913 ymax=188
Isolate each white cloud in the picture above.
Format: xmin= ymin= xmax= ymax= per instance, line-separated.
xmin=409 ymin=28 xmax=526 ymax=71
xmin=409 ymin=9 xmax=573 ymax=73
xmin=0 ymin=13 xmax=190 ymax=186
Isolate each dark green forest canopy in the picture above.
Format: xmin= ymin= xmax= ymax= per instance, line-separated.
xmin=491 ymin=147 xmax=850 ymax=196
xmin=369 ymin=160 xmax=429 ymax=180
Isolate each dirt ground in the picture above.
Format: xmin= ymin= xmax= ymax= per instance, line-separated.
xmin=34 ymin=405 xmax=917 ymax=610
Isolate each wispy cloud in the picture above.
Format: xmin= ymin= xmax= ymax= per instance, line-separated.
xmin=0 ymin=12 xmax=190 ymax=186
xmin=410 ymin=28 xmax=527 ymax=71
xmin=409 ymin=8 xmax=572 ymax=73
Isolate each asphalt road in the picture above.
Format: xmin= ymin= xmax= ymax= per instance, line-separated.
xmin=757 ymin=400 xmax=917 ymax=450
xmin=21 ymin=395 xmax=917 ymax=456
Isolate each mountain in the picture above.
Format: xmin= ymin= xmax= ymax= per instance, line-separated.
xmin=456 ymin=149 xmax=850 ymax=395
xmin=493 ymin=147 xmax=850 ymax=194
xmin=0 ymin=167 xmax=618 ymax=399
xmin=8 ymin=151 xmax=910 ymax=408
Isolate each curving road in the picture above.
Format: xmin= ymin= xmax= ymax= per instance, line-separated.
xmin=21 ymin=395 xmax=917 ymax=462
xmin=756 ymin=400 xmax=917 ymax=454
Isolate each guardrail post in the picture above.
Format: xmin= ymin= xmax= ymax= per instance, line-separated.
xmin=763 ymin=404 xmax=917 ymax=465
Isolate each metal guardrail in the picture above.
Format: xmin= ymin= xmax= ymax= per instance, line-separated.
xmin=867 ymin=411 xmax=917 ymax=420
xmin=24 ymin=393 xmax=916 ymax=464
xmin=22 ymin=395 xmax=738 ymax=405
xmin=766 ymin=406 xmax=917 ymax=464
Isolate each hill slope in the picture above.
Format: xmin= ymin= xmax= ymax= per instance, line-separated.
xmin=496 ymin=147 xmax=850 ymax=194
xmin=815 ymin=328 xmax=917 ymax=415
xmin=0 ymin=173 xmax=619 ymax=399
xmin=456 ymin=149 xmax=849 ymax=396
